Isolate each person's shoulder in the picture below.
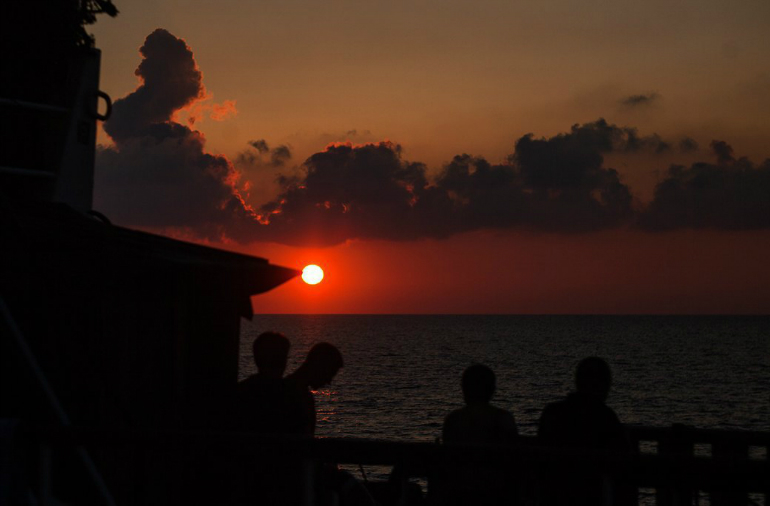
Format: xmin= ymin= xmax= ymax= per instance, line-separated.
xmin=235 ymin=374 xmax=260 ymax=394
xmin=571 ymin=392 xmax=619 ymax=419
xmin=490 ymin=405 xmax=514 ymax=416
xmin=283 ymin=373 xmax=302 ymax=390
xmin=538 ymin=396 xmax=572 ymax=432
xmin=442 ymin=407 xmax=468 ymax=442
xmin=595 ymin=399 xmax=618 ymax=414
xmin=238 ymin=373 xmax=259 ymax=385
xmin=449 ymin=405 xmax=468 ymax=416
xmin=443 ymin=406 xmax=467 ymax=425
xmin=541 ymin=397 xmax=569 ymax=417
xmin=491 ymin=405 xmax=518 ymax=437
xmin=571 ymin=393 xmax=624 ymax=429
xmin=282 ymin=374 xmax=310 ymax=401
xmin=596 ymin=401 xmax=622 ymax=425
xmin=239 ymin=373 xmax=280 ymax=390
xmin=497 ymin=406 xmax=517 ymax=423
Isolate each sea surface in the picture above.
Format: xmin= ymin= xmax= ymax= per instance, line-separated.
xmin=239 ymin=315 xmax=770 ymax=440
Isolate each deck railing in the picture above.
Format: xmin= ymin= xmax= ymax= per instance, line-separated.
xmin=624 ymin=424 xmax=769 ymax=505
xmin=25 ymin=424 xmax=768 ymax=506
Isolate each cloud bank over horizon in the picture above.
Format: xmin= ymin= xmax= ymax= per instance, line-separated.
xmin=95 ymin=29 xmax=770 ymax=247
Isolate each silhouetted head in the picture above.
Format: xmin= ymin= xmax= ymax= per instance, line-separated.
xmin=302 ymin=342 xmax=343 ymax=389
xmin=462 ymin=364 xmax=496 ymax=405
xmin=575 ymin=356 xmax=612 ymax=401
xmin=252 ymin=332 xmax=290 ymax=379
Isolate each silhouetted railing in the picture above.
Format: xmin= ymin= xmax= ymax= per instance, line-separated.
xmin=626 ymin=424 xmax=769 ymax=506
xmin=29 ymin=425 xmax=769 ymax=506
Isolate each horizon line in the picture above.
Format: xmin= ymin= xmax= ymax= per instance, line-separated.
xmin=250 ymin=313 xmax=769 ymax=317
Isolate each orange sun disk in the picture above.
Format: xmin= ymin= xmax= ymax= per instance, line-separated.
xmin=302 ymin=264 xmax=324 ymax=285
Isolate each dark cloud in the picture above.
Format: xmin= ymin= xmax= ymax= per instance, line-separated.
xmin=242 ymin=140 xmax=292 ymax=166
xmin=511 ymin=120 xmax=670 ymax=193
xmin=621 ymin=92 xmax=660 ymax=107
xmin=710 ymin=140 xmax=735 ymax=165
xmin=270 ymin=145 xmax=292 ymax=167
xmin=504 ymin=119 xmax=634 ymax=230
xmin=639 ymin=141 xmax=770 ymax=230
xmin=678 ymin=137 xmax=699 ymax=153
xmin=95 ymin=30 xmax=769 ymax=246
xmin=252 ymin=121 xmax=768 ymax=243
xmin=237 ymin=141 xmax=292 ymax=169
xmin=625 ymin=132 xmax=671 ymax=153
xmin=253 ymin=120 xmax=639 ymax=244
xmin=249 ymin=141 xmax=435 ymax=245
xmin=104 ymin=29 xmax=204 ymax=142
xmin=249 ymin=139 xmax=270 ymax=154
xmin=231 ymin=141 xmax=294 ymax=215
xmin=432 ymin=154 xmax=522 ymax=232
xmin=316 ymin=129 xmax=378 ymax=146
xmin=95 ymin=129 xmax=252 ymax=234
xmin=95 ymin=29 xmax=254 ymax=238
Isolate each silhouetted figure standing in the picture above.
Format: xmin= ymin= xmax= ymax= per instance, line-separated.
xmin=223 ymin=332 xmax=291 ymax=505
xmin=283 ymin=342 xmax=343 ymax=435
xmin=436 ymin=364 xmax=519 ymax=506
xmin=283 ymin=343 xmax=375 ymax=506
xmin=233 ymin=331 xmax=290 ymax=433
xmin=537 ymin=357 xmax=631 ymax=506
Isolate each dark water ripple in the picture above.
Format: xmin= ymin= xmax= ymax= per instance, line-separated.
xmin=240 ymin=315 xmax=770 ymax=440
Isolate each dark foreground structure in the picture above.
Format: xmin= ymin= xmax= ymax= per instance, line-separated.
xmin=4 ymin=423 xmax=767 ymax=505
xmin=1 ymin=3 xmax=767 ymax=506
xmin=1 ymin=2 xmax=297 ymax=504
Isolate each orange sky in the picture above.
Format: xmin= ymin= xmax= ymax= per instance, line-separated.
xmin=92 ymin=0 xmax=770 ymax=180
xmin=236 ymin=229 xmax=770 ymax=314
xmin=90 ymin=1 xmax=770 ymax=314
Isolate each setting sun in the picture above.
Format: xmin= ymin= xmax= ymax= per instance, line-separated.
xmin=302 ymin=264 xmax=324 ymax=285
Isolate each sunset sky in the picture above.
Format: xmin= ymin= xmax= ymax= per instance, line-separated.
xmin=90 ymin=0 xmax=770 ymax=314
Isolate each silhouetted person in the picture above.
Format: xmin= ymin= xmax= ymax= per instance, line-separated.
xmin=436 ymin=364 xmax=519 ymax=506
xmin=537 ymin=357 xmax=632 ymax=506
xmin=283 ymin=344 xmax=374 ymax=506
xmin=283 ymin=342 xmax=343 ymax=435
xmin=233 ymin=331 xmax=290 ymax=433
xmin=252 ymin=331 xmax=291 ymax=379
xmin=443 ymin=364 xmax=519 ymax=444
xmin=226 ymin=332 xmax=292 ymax=505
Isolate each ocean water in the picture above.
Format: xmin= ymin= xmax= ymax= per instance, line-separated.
xmin=239 ymin=315 xmax=770 ymax=440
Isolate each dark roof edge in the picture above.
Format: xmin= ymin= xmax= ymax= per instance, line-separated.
xmin=4 ymin=200 xmax=301 ymax=298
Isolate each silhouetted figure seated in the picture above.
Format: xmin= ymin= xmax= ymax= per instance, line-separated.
xmin=537 ymin=357 xmax=632 ymax=506
xmin=435 ymin=364 xmax=519 ymax=506
xmin=443 ymin=364 xmax=519 ymax=445
xmin=233 ymin=331 xmax=290 ymax=433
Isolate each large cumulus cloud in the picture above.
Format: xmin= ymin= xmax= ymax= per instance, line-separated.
xmin=95 ymin=29 xmax=770 ymax=247
xmin=104 ymin=29 xmax=204 ymax=142
xmin=252 ymin=120 xmax=645 ymax=244
xmin=251 ymin=125 xmax=769 ymax=244
xmin=428 ymin=119 xmax=640 ymax=234
xmin=246 ymin=142 xmax=436 ymax=245
xmin=95 ymin=29 xmax=255 ymax=238
xmin=640 ymin=141 xmax=770 ymax=230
